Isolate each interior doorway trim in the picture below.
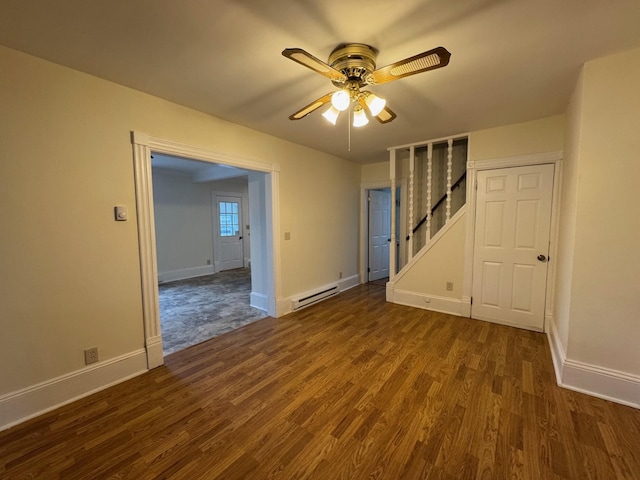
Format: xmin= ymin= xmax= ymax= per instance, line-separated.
xmin=462 ymin=150 xmax=563 ymax=324
xmin=359 ymin=180 xmax=407 ymax=284
xmin=131 ymin=131 xmax=281 ymax=368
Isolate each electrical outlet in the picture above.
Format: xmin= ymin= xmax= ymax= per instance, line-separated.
xmin=206 ymin=259 xmax=211 ymax=265
xmin=446 ymin=281 xmax=453 ymax=291
xmin=84 ymin=347 xmax=99 ymax=365
xmin=339 ymin=272 xmax=343 ymax=279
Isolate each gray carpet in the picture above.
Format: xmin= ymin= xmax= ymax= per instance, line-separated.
xmin=158 ymin=268 xmax=268 ymax=355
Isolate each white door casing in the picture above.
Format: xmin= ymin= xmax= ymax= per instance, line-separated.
xmin=132 ymin=132 xmax=280 ymax=369
xmin=215 ymin=195 xmax=244 ymax=271
xmin=471 ymin=163 xmax=554 ymax=331
xmin=368 ymin=189 xmax=391 ymax=281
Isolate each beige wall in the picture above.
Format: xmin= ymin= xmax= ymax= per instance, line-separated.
xmin=554 ymin=73 xmax=585 ymax=353
xmin=152 ymin=170 xmax=250 ymax=277
xmin=470 ymin=115 xmax=565 ymax=162
xmin=394 ymin=212 xmax=466 ymax=297
xmin=360 ymin=161 xmax=390 ymax=184
xmin=557 ymin=47 xmax=640 ymax=375
xmin=0 ymin=46 xmax=359 ymax=396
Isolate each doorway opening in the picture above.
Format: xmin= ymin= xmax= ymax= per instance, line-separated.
xmin=367 ymin=188 xmax=391 ymax=284
xmin=132 ymin=131 xmax=279 ymax=368
xmin=151 ymin=154 xmax=268 ymax=355
xmin=362 ymin=185 xmax=404 ymax=286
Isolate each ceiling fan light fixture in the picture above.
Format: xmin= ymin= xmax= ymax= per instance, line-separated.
xmin=365 ymin=93 xmax=386 ymax=116
xmin=353 ymin=106 xmax=369 ymax=127
xmin=331 ymin=90 xmax=350 ymax=111
xmin=322 ymin=105 xmax=340 ymax=125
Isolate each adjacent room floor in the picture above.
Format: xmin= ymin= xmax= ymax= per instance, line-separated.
xmin=158 ymin=268 xmax=268 ymax=355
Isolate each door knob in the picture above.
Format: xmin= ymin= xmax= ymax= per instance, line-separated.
xmin=239 ymin=236 xmax=243 ymax=240
xmin=537 ymin=254 xmax=547 ymax=262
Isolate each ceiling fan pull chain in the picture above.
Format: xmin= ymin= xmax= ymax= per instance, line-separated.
xmin=348 ymin=104 xmax=351 ymax=152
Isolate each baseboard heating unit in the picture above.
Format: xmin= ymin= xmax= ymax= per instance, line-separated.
xmin=291 ymin=285 xmax=339 ymax=310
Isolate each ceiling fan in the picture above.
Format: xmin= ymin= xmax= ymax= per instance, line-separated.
xmin=282 ymin=43 xmax=451 ymax=127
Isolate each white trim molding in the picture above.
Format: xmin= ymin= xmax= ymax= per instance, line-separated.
xmin=392 ymin=290 xmax=463 ymax=316
xmin=250 ymin=292 xmax=269 ymax=312
xmin=359 ymin=181 xmax=407 ymax=284
xmin=338 ymin=273 xmax=360 ymax=292
xmin=158 ymin=265 xmax=216 ymax=283
xmin=547 ymin=317 xmax=639 ymax=409
xmin=561 ymin=361 xmax=640 ymax=409
xmin=0 ymin=350 xmax=147 ymax=432
xmin=132 ymin=132 xmax=281 ymax=369
xmin=360 ymin=180 xmax=392 ymax=284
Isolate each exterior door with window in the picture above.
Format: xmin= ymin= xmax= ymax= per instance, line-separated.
xmin=215 ymin=195 xmax=244 ymax=271
xmin=472 ymin=164 xmax=554 ymax=331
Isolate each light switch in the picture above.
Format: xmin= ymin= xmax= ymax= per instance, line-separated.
xmin=114 ymin=205 xmax=128 ymax=221
xmin=284 ymin=232 xmax=291 ymax=240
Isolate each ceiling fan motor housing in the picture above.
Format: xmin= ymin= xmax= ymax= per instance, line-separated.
xmin=328 ymin=43 xmax=378 ymax=87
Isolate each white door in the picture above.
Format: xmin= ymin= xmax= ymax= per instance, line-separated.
xmin=215 ymin=195 xmax=244 ymax=271
xmin=472 ymin=164 xmax=554 ymax=331
xmin=368 ymin=189 xmax=391 ymax=282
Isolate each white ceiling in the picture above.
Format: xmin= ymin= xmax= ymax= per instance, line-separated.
xmin=1 ymin=0 xmax=640 ymax=164
xmin=152 ymin=153 xmax=249 ymax=181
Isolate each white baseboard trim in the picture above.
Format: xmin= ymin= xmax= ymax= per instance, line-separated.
xmin=146 ymin=335 xmax=164 ymax=369
xmin=547 ymin=316 xmax=639 ymax=409
xmin=338 ymin=274 xmax=360 ymax=292
xmin=275 ymin=297 xmax=290 ymax=318
xmin=250 ymin=292 xmax=269 ymax=312
xmin=158 ymin=265 xmax=215 ymax=283
xmin=391 ymin=288 xmax=463 ymax=316
xmin=0 ymin=349 xmax=148 ymax=432
xmin=460 ymin=296 xmax=472 ymax=317
xmin=546 ymin=315 xmax=566 ymax=384
xmin=561 ymin=360 xmax=640 ymax=409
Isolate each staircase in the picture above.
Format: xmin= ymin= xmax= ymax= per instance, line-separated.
xmin=386 ymin=134 xmax=469 ymax=315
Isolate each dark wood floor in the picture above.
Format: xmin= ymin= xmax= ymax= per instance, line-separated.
xmin=1 ymin=285 xmax=639 ymax=479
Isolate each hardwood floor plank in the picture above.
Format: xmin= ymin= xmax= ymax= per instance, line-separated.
xmin=1 ymin=284 xmax=639 ymax=479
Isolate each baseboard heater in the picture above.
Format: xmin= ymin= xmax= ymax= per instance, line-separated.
xmin=292 ymin=285 xmax=339 ymax=311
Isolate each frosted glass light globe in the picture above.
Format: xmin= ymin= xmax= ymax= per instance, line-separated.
xmin=331 ymin=90 xmax=350 ymax=111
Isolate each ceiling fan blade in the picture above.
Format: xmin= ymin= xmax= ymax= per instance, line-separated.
xmin=282 ymin=48 xmax=347 ymax=83
xmin=357 ymin=97 xmax=397 ymax=124
xmin=374 ymin=105 xmax=397 ymax=124
xmin=289 ymin=92 xmax=334 ymax=120
xmin=368 ymin=46 xmax=451 ymax=85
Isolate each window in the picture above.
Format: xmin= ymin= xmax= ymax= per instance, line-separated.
xmin=219 ymin=201 xmax=239 ymax=237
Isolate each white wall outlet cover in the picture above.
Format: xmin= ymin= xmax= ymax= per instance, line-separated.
xmin=114 ymin=205 xmax=128 ymax=221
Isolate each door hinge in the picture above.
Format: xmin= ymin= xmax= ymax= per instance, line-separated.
xmin=368 ymin=268 xmax=370 ymax=273
xmin=470 ymin=296 xmax=473 ymax=305
xmin=475 ymin=180 xmax=478 ymax=190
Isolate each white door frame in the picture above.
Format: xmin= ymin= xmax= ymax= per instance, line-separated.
xmin=131 ymin=132 xmax=281 ymax=368
xmin=367 ymin=188 xmax=391 ymax=282
xmin=359 ymin=180 xmax=407 ymax=284
xmin=212 ymin=192 xmax=246 ymax=270
xmin=462 ymin=151 xmax=563 ymax=332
